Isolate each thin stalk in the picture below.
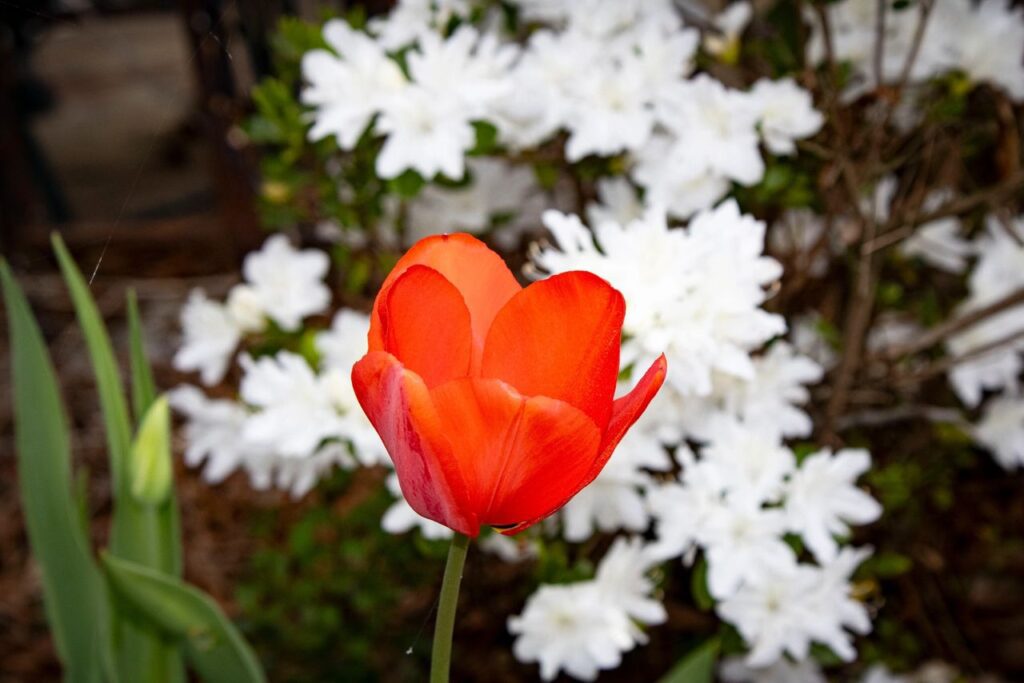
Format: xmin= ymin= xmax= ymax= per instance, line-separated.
xmin=430 ymin=532 xmax=470 ymax=683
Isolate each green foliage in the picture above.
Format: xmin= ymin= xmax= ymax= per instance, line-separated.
xmin=4 ymin=244 xmax=264 ymax=683
xmin=690 ymin=556 xmax=714 ymax=612
xmin=658 ymin=638 xmax=719 ymax=683
xmin=236 ymin=470 xmax=442 ymax=682
xmin=102 ymin=554 xmax=266 ymax=683
xmin=0 ymin=261 xmax=112 ymax=683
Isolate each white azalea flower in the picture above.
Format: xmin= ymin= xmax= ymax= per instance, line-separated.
xmin=974 ymin=396 xmax=1024 ymax=470
xmin=631 ymin=138 xmax=732 ymax=219
xmin=225 ymin=284 xmax=266 ymax=334
xmin=302 ymin=19 xmax=407 ymax=146
xmin=368 ymin=0 xmax=471 ymax=50
xmin=168 ymin=385 xmax=256 ymax=483
xmin=586 ymin=177 xmax=645 ymax=228
xmin=899 ymin=191 xmax=972 ymax=274
xmin=769 ymin=209 xmax=829 ymax=278
xmin=242 ymin=235 xmax=331 ymax=331
xmin=239 ymin=352 xmax=345 ymax=459
xmin=173 ymin=289 xmax=241 ymax=386
xmin=860 ymin=664 xmax=910 ymax=683
xmin=406 ymin=157 xmax=544 ymax=247
xmin=698 ymin=417 xmax=796 ymax=504
xmin=653 ymin=75 xmax=764 ymax=186
xmin=717 ymin=556 xmax=821 ymax=666
xmin=749 ymin=78 xmax=824 ymax=155
xmin=593 ymin=537 xmax=667 ymax=630
xmin=785 ymin=449 xmax=882 ymax=563
xmin=509 ymin=582 xmax=636 ymax=681
xmin=701 ymin=497 xmax=795 ymax=600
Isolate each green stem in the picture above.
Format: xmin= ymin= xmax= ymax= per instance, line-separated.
xmin=430 ymin=532 xmax=470 ymax=683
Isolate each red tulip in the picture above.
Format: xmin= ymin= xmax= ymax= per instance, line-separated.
xmin=352 ymin=233 xmax=667 ymax=537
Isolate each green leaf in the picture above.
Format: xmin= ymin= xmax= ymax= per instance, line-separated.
xmin=690 ymin=557 xmax=714 ymax=611
xmin=102 ymin=554 xmax=267 ymax=683
xmin=1 ymin=261 xmax=110 ymax=683
xmin=52 ymin=234 xmax=183 ymax=682
xmin=126 ymin=289 xmax=157 ymax=421
xmin=386 ymin=169 xmax=427 ymax=198
xmin=658 ymin=638 xmax=719 ymax=683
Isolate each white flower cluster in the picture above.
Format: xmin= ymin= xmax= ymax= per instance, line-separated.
xmin=511 ymin=199 xmax=883 ymax=675
xmin=509 ymin=538 xmax=666 ymax=681
xmin=171 ymin=236 xmax=388 ymax=496
xmin=808 ymin=0 xmax=1024 ymax=102
xmin=948 ymin=217 xmax=1024 ymax=470
xmin=301 ymin=0 xmax=823 ymax=226
xmin=173 ymin=234 xmax=331 ymax=385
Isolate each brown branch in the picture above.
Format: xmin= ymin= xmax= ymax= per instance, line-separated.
xmin=836 ymin=404 xmax=967 ymax=431
xmin=864 ymin=169 xmax=1024 ymax=254
xmin=876 ymin=286 xmax=1024 ymax=361
xmin=891 ymin=326 xmax=1024 ymax=388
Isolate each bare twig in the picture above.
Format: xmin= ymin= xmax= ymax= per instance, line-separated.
xmin=864 ymin=170 xmax=1024 ymax=254
xmin=892 ymin=326 xmax=1024 ymax=387
xmin=837 ymin=404 xmax=967 ymax=431
xmin=872 ymin=0 xmax=886 ymax=91
xmin=877 ymin=287 xmax=1024 ymax=361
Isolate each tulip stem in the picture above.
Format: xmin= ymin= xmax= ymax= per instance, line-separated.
xmin=430 ymin=532 xmax=470 ymax=683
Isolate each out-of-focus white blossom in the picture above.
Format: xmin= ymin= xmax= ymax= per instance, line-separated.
xmin=173 ymin=289 xmax=241 ymax=386
xmin=510 ymin=537 xmax=665 ymax=681
xmin=242 ymin=235 xmax=331 ymax=331
xmin=168 ymin=386 xmax=255 ymax=483
xmin=302 ymin=20 xmax=407 ymax=146
xmin=239 ymin=351 xmax=346 ymax=459
xmin=718 ymin=547 xmax=872 ymax=667
xmin=974 ymin=396 xmax=1024 ymax=470
xmin=770 ymin=209 xmax=829 ymax=278
xmin=784 ymin=449 xmax=882 ymax=563
xmin=750 ymin=78 xmax=824 ymax=155
xmin=509 ymin=582 xmax=636 ymax=681
xmin=406 ymin=157 xmax=544 ymax=247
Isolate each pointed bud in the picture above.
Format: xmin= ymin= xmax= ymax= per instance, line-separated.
xmin=130 ymin=396 xmax=172 ymax=505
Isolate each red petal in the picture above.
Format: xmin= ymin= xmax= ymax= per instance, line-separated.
xmin=369 ymin=234 xmax=521 ymax=356
xmin=429 ymin=377 xmax=602 ymax=529
xmin=351 ymin=351 xmax=477 ymax=536
xmin=498 ymin=354 xmax=667 ymax=536
xmin=377 ymin=265 xmax=473 ymax=387
xmin=483 ymin=394 xmax=602 ymax=528
xmin=481 ymin=271 xmax=624 ymax=429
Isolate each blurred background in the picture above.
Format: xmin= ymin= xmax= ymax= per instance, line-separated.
xmin=2 ymin=1 xmax=1024 ymax=682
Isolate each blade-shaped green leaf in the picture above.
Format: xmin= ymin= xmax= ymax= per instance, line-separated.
xmin=126 ymin=289 xmax=157 ymax=421
xmin=126 ymin=291 xmax=183 ymax=578
xmin=52 ymin=234 xmax=182 ymax=682
xmin=101 ymin=554 xmax=267 ymax=683
xmin=658 ymin=638 xmax=719 ymax=683
xmin=1 ymin=261 xmax=110 ymax=683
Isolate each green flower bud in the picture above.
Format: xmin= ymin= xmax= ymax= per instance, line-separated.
xmin=130 ymin=396 xmax=172 ymax=506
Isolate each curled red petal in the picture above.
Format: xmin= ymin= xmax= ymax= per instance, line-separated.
xmin=378 ymin=265 xmax=473 ymax=387
xmin=481 ymin=271 xmax=624 ymax=429
xmin=369 ymin=234 xmax=521 ymax=357
xmin=498 ymin=354 xmax=667 ymax=536
xmin=351 ymin=351 xmax=478 ymax=536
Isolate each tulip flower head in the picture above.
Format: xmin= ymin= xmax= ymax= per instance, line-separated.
xmin=352 ymin=233 xmax=666 ymax=537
